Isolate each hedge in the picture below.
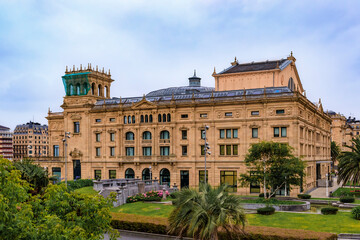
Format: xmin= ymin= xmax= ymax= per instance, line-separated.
xmin=340 ymin=196 xmax=355 ymax=203
xmin=110 ymin=213 xmax=337 ymax=240
xmin=321 ymin=207 xmax=338 ymax=215
xmin=61 ymin=179 xmax=93 ymax=191
xmin=257 ymin=207 xmax=276 ymax=215
xmin=259 ymin=193 xmax=276 ymax=198
xmin=298 ymin=194 xmax=311 ymax=199
xmin=352 ymin=206 xmax=360 ymax=220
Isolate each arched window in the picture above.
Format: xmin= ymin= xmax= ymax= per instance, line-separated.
xmin=128 ymin=116 xmax=131 ymax=124
xmin=145 ymin=115 xmax=148 ymax=123
xmin=143 ymin=131 xmax=152 ymax=140
xmin=160 ymin=168 xmax=170 ymax=186
xmin=160 ymin=130 xmax=170 ymax=139
xmin=83 ymin=83 xmax=88 ymax=95
xmin=91 ymin=83 xmax=95 ymax=95
xmin=158 ymin=114 xmax=161 ymax=122
xmin=124 ymin=116 xmax=127 ymax=124
xmin=142 ymin=168 xmax=150 ymax=180
xmin=69 ymin=84 xmax=74 ymax=95
xmin=167 ymin=114 xmax=171 ymax=122
xmin=163 ymin=114 xmax=166 ymax=122
xmin=98 ymin=85 xmax=102 ymax=97
xmin=288 ymin=77 xmax=294 ymax=91
xmin=132 ymin=115 xmax=135 ymax=124
xmin=76 ymin=84 xmax=81 ymax=95
xmin=126 ymin=132 xmax=134 ymax=140
xmin=105 ymin=86 xmax=108 ymax=98
xmin=149 ymin=115 xmax=153 ymax=123
xmin=141 ymin=115 xmax=144 ymax=123
xmin=125 ymin=168 xmax=135 ymax=179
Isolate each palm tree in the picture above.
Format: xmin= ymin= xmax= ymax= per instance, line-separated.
xmin=168 ymin=184 xmax=246 ymax=240
xmin=337 ymin=137 xmax=360 ymax=186
xmin=331 ymin=141 xmax=341 ymax=167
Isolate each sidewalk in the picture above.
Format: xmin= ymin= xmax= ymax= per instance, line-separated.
xmin=309 ymin=177 xmax=340 ymax=198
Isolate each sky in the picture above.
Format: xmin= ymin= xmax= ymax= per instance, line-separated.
xmin=0 ymin=0 xmax=360 ymax=130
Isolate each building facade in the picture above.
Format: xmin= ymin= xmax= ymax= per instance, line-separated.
xmin=39 ymin=55 xmax=331 ymax=196
xmin=13 ymin=122 xmax=49 ymax=160
xmin=0 ymin=125 xmax=13 ymax=160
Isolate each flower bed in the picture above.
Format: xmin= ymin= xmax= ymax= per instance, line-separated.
xmin=127 ymin=190 xmax=169 ymax=203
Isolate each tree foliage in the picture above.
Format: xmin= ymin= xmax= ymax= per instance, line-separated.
xmin=331 ymin=141 xmax=341 ymax=166
xmin=337 ymin=137 xmax=360 ymax=186
xmin=0 ymin=156 xmax=118 ymax=240
xmin=239 ymin=141 xmax=305 ymax=198
xmin=168 ymin=184 xmax=246 ymax=240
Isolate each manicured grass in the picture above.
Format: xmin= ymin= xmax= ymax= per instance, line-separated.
xmin=240 ymin=199 xmax=304 ymax=205
xmin=311 ymin=196 xmax=360 ymax=204
xmin=73 ymin=186 xmax=98 ymax=196
xmin=111 ymin=201 xmax=174 ymax=218
xmin=332 ymin=187 xmax=360 ymax=197
xmin=247 ymin=211 xmax=360 ymax=234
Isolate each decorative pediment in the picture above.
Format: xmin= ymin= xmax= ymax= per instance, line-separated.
xmin=93 ymin=129 xmax=102 ymax=134
xmin=70 ymin=114 xmax=82 ymax=120
xmin=131 ymin=98 xmax=156 ymax=109
xmin=69 ymin=148 xmax=83 ymax=158
xmin=107 ymin=129 xmax=116 ymax=133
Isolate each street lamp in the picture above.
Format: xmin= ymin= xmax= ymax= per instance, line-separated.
xmin=62 ymin=132 xmax=71 ymax=186
xmin=203 ymin=126 xmax=211 ymax=185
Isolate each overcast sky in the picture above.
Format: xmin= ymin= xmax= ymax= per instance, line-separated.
xmin=1 ymin=0 xmax=359 ymax=130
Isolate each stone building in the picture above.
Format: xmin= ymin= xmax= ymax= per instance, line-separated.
xmin=39 ymin=55 xmax=331 ymax=196
xmin=13 ymin=122 xmax=49 ymax=160
xmin=0 ymin=125 xmax=13 ymax=160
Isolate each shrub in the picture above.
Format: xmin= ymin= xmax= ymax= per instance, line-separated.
xmin=126 ymin=190 xmax=169 ymax=203
xmin=257 ymin=206 xmax=275 ymax=215
xmin=340 ymin=196 xmax=355 ymax=203
xmin=321 ymin=207 xmax=338 ymax=215
xmin=351 ymin=206 xmax=360 ymax=220
xmin=259 ymin=192 xmax=275 ymax=198
xmin=298 ymin=194 xmax=311 ymax=199
xmin=111 ymin=219 xmax=167 ymax=234
xmin=170 ymin=192 xmax=177 ymax=199
xmin=64 ymin=179 xmax=94 ymax=191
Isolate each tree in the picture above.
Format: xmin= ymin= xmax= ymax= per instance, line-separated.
xmin=239 ymin=141 xmax=305 ymax=198
xmin=13 ymin=158 xmax=49 ymax=194
xmin=331 ymin=141 xmax=341 ymax=167
xmin=337 ymin=137 xmax=360 ymax=186
xmin=168 ymin=184 xmax=246 ymax=240
xmin=0 ymin=156 xmax=119 ymax=239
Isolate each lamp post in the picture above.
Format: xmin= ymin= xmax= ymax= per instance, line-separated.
xmin=62 ymin=132 xmax=71 ymax=186
xmin=203 ymin=126 xmax=211 ymax=185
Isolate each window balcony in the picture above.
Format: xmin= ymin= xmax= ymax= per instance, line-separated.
xmin=125 ymin=140 xmax=135 ymax=145
xmin=159 ymin=139 xmax=170 ymax=144
xmin=142 ymin=139 xmax=152 ymax=144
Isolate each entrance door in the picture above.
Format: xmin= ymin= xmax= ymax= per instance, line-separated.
xmin=180 ymin=170 xmax=189 ymax=189
xmin=316 ymin=163 xmax=321 ymax=180
xmin=73 ymin=160 xmax=81 ymax=180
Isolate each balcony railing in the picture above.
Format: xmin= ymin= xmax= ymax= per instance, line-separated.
xmin=159 ymin=139 xmax=170 ymax=144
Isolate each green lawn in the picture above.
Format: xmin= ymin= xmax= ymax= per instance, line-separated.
xmin=73 ymin=186 xmax=98 ymax=196
xmin=111 ymin=202 xmax=173 ymax=218
xmin=247 ymin=211 xmax=360 ymax=234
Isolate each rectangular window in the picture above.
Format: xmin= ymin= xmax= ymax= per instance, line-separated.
xmin=109 ymin=118 xmax=115 ymax=122
xmin=251 ymin=111 xmax=259 ymax=116
xmin=226 ymin=129 xmax=232 ymax=138
xmin=126 ymin=147 xmax=134 ymax=156
xmin=182 ymin=146 xmax=187 ymax=156
xmin=109 ymin=170 xmax=116 ymax=179
xmin=96 ymin=133 xmax=101 ymax=142
xmin=181 ymin=114 xmax=188 ymax=119
xmin=53 ymin=145 xmax=59 ymax=157
xmin=96 ymin=147 xmax=101 ymax=157
xmin=281 ymin=127 xmax=287 ymax=137
xmin=95 ymin=119 xmax=101 ymax=122
xmin=220 ymin=145 xmax=225 ymax=155
xmin=274 ymin=127 xmax=280 ymax=137
xmin=110 ymin=147 xmax=115 ymax=156
xmin=250 ymin=171 xmax=261 ymax=193
xmin=226 ymin=145 xmax=232 ymax=155
xmin=200 ymin=113 xmax=208 ymax=118
xmin=201 ymin=145 xmax=205 ymax=155
xmin=252 ymin=128 xmax=258 ymax=138
xmin=276 ymin=109 xmax=285 ymax=114
xmin=233 ymin=145 xmax=238 ymax=155
xmin=94 ymin=170 xmax=101 ymax=180
xmin=201 ymin=130 xmax=206 ymax=139
xmin=220 ymin=171 xmax=237 ymax=192
xmin=74 ymin=122 xmax=80 ymax=133
xmin=199 ymin=170 xmax=208 ymax=185
xmin=220 ymin=129 xmax=225 ymax=139
xmin=160 ymin=146 xmax=170 ymax=156
xmin=225 ymin=112 xmax=232 ymax=117
xmin=233 ymin=129 xmax=238 ymax=138
xmin=181 ymin=130 xmax=187 ymax=140
xmin=143 ymin=147 xmax=152 ymax=156
xmin=52 ymin=167 xmax=61 ymax=183
xmin=110 ymin=133 xmax=115 ymax=142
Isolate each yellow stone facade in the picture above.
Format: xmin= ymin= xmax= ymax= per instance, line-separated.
xmin=38 ymin=56 xmax=331 ymax=196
